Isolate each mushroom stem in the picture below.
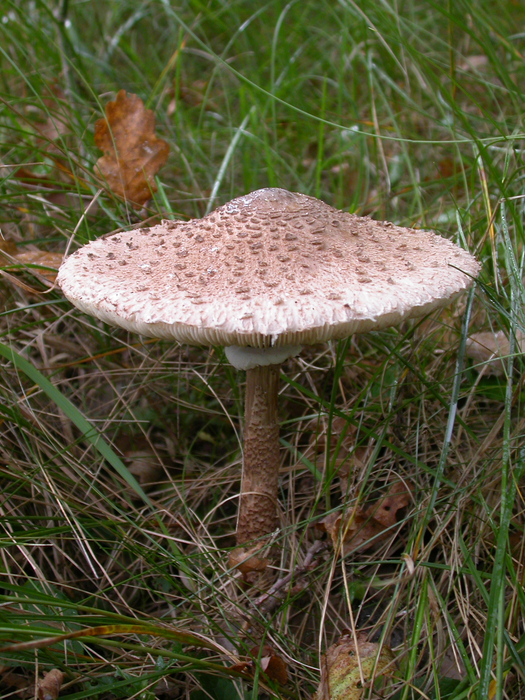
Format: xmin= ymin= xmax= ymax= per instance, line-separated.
xmin=237 ymin=363 xmax=281 ymax=545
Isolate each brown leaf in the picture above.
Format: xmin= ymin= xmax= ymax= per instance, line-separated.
xmin=227 ymin=661 xmax=253 ymax=675
xmin=0 ymin=240 xmax=18 ymax=262
xmin=38 ymin=669 xmax=65 ymax=700
xmin=0 ymin=666 xmax=32 ymax=698
xmin=250 ymin=645 xmax=288 ymax=685
xmin=94 ymin=90 xmax=170 ymax=207
xmin=439 ymin=645 xmax=466 ymax=680
xmin=260 ymin=652 xmax=288 ymax=685
xmin=319 ymin=482 xmax=412 ymax=556
xmin=466 ymin=330 xmax=525 ymax=377
xmin=227 ymin=646 xmax=288 ymax=685
xmin=228 ymin=545 xmax=268 ymax=578
xmin=365 ymin=481 xmax=412 ymax=528
xmin=124 ymin=449 xmax=163 ymax=486
xmin=338 ymin=447 xmax=368 ymax=498
xmin=313 ymin=632 xmax=395 ymax=700
xmin=1 ymin=241 xmax=63 ymax=286
xmin=14 ymin=251 xmax=63 ymax=283
xmin=178 ymin=79 xmax=218 ymax=110
xmin=309 ymin=417 xmax=352 ymax=454
xmin=436 ymin=157 xmax=456 ymax=179
xmin=319 ymin=510 xmax=386 ymax=556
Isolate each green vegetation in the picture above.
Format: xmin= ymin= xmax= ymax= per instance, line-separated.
xmin=1 ymin=0 xmax=525 ymax=698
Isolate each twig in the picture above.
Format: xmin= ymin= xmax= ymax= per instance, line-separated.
xmin=254 ymin=539 xmax=328 ymax=614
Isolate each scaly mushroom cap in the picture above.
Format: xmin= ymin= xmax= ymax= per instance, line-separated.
xmin=58 ymin=188 xmax=480 ymax=346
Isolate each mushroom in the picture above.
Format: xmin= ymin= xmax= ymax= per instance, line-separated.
xmin=58 ymin=188 xmax=480 ymax=548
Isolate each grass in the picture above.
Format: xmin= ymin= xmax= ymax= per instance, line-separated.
xmin=1 ymin=0 xmax=525 ymax=698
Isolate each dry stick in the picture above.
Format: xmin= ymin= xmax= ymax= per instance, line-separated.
xmin=237 ymin=364 xmax=281 ymax=545
xmin=254 ymin=540 xmax=328 ymax=614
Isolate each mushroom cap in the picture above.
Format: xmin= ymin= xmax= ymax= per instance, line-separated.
xmin=58 ymin=188 xmax=480 ymax=348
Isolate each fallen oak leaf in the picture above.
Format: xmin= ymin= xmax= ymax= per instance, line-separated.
xmin=364 ymin=480 xmax=412 ymax=529
xmin=0 ymin=240 xmax=18 ymax=261
xmin=0 ymin=241 xmax=63 ymax=287
xmin=94 ymin=90 xmax=170 ymax=208
xmin=319 ymin=481 xmax=412 ymax=556
xmin=38 ymin=669 xmax=65 ymax=700
xmin=228 ymin=660 xmax=254 ymax=675
xmin=258 ymin=645 xmax=288 ymax=685
xmin=126 ymin=451 xmax=163 ymax=486
xmin=229 ymin=645 xmax=288 ymax=686
xmin=319 ymin=509 xmax=386 ymax=556
xmin=12 ymin=166 xmax=95 ymax=217
xmin=14 ymin=251 xmax=63 ymax=284
xmin=313 ymin=632 xmax=396 ymax=700
xmin=0 ymin=666 xmax=32 ymax=698
xmin=228 ymin=544 xmax=268 ymax=581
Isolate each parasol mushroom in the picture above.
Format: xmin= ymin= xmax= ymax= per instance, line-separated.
xmin=58 ymin=188 xmax=480 ymax=548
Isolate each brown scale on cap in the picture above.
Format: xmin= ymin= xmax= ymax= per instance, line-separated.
xmin=58 ymin=188 xmax=480 ymax=349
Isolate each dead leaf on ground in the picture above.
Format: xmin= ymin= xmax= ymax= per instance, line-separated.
xmin=0 ymin=240 xmax=19 ymax=261
xmin=115 ymin=434 xmax=165 ymax=488
xmin=94 ymin=90 xmax=170 ymax=207
xmin=125 ymin=449 xmax=163 ymax=486
xmin=229 ymin=545 xmax=268 ymax=582
xmin=12 ymin=167 xmax=96 ymax=216
xmin=313 ymin=632 xmax=396 ymax=699
xmin=0 ymin=240 xmax=63 ymax=285
xmin=466 ymin=330 xmax=525 ymax=377
xmin=37 ymin=669 xmax=65 ymax=700
xmin=366 ymin=481 xmax=412 ymax=528
xmin=0 ymin=665 xmax=32 ymax=698
xmin=14 ymin=251 xmax=63 ymax=283
xmin=229 ymin=645 xmax=288 ymax=686
xmin=319 ymin=481 xmax=412 ymax=556
xmin=319 ymin=510 xmax=385 ymax=556
xmin=258 ymin=645 xmax=288 ymax=685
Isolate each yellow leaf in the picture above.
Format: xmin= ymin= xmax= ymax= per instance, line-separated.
xmin=313 ymin=633 xmax=396 ymax=700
